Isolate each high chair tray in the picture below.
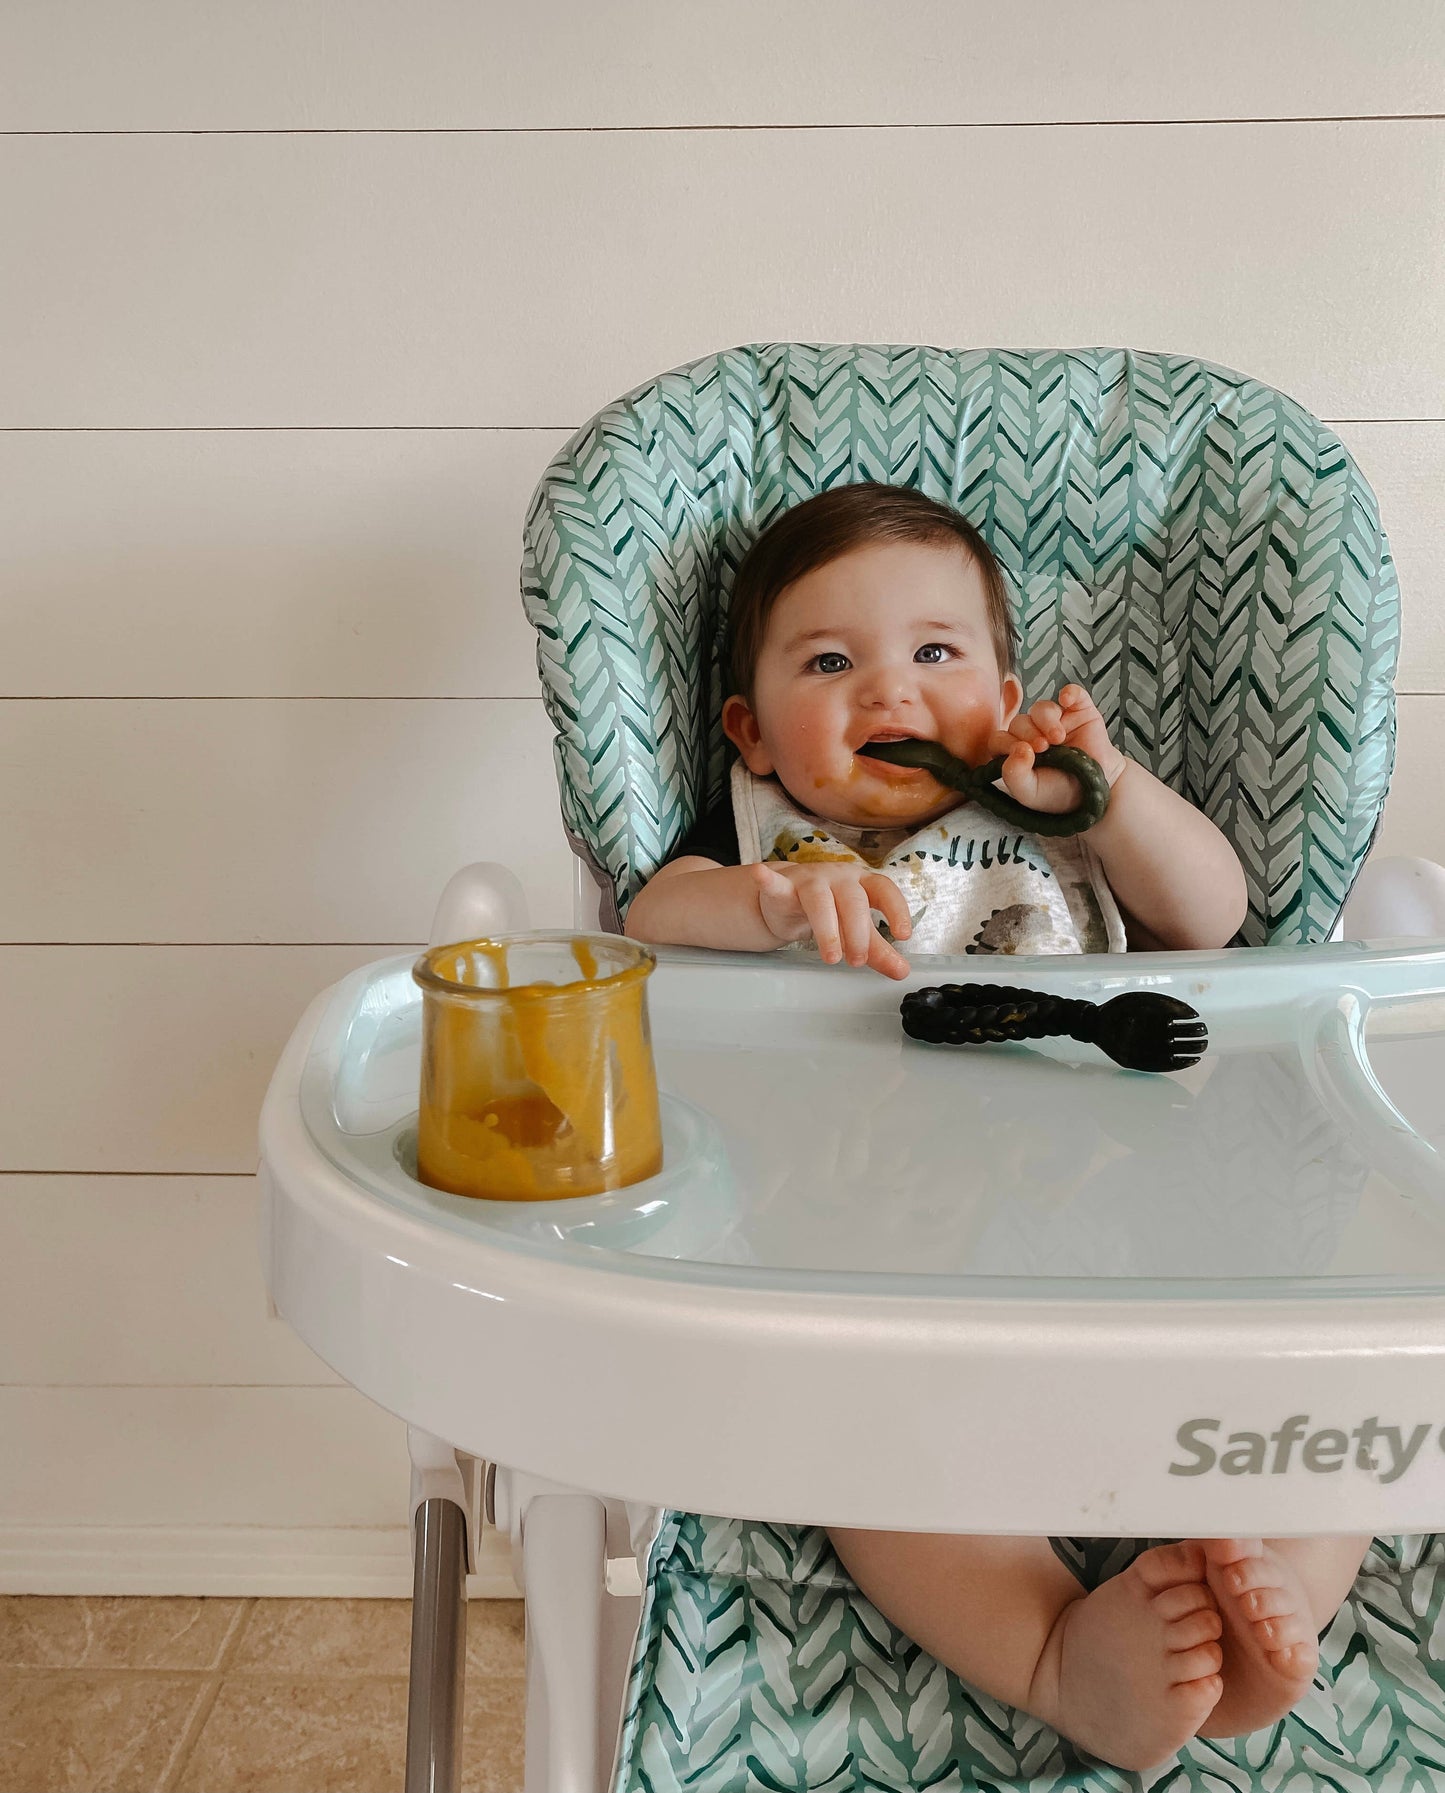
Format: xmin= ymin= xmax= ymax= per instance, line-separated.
xmin=261 ymin=940 xmax=1445 ymax=1535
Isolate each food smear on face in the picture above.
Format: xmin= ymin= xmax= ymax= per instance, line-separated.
xmin=836 ymin=755 xmax=952 ymax=824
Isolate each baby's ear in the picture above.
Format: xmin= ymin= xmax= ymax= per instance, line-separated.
xmin=722 ymin=695 xmax=774 ymax=775
xmin=999 ymin=674 xmax=1024 ymax=727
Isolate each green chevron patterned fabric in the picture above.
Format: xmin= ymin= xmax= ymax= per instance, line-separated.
xmin=521 ymin=344 xmax=1398 ymax=945
xmin=615 ymin=1517 xmax=1445 ymax=1793
xmin=519 ymin=346 xmax=1417 ymax=1792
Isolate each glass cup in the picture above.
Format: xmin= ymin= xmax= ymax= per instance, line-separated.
xmin=411 ymin=932 xmax=663 ymax=1201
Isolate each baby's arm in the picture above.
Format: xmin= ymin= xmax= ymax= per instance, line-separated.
xmin=624 ymin=855 xmax=915 ymax=978
xmin=1085 ymin=759 xmax=1247 ymax=948
xmin=994 ymin=687 xmax=1248 ymax=950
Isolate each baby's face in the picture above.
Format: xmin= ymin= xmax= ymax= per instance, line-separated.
xmin=723 ymin=539 xmax=1024 ymax=829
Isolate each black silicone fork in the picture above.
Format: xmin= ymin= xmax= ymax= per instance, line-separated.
xmin=901 ymin=983 xmax=1209 ymax=1074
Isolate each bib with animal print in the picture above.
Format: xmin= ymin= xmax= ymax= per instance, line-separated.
xmin=731 ymin=761 xmax=1126 ymax=958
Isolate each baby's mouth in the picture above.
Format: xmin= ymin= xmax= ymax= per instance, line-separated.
xmin=854 ymin=733 xmax=938 ymax=776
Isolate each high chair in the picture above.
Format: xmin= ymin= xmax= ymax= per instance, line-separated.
xmin=260 ymin=344 xmax=1445 ymax=1792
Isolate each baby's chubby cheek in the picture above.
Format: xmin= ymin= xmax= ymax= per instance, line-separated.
xmin=953 ymin=708 xmax=1010 ymax=767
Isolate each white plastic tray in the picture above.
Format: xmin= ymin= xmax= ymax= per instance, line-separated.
xmin=261 ymin=940 xmax=1445 ymax=1535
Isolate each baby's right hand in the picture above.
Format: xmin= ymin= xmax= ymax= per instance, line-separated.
xmin=748 ymin=860 xmax=913 ymax=980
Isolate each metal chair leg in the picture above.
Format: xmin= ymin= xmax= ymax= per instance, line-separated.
xmin=405 ymin=1495 xmax=469 ymax=1793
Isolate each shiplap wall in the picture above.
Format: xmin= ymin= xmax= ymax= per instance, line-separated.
xmin=1 ymin=1 xmax=1442 ymax=1594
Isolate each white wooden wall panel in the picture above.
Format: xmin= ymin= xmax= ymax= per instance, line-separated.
xmin=2 ymin=423 xmax=1439 ymax=696
xmin=0 ymin=1177 xmax=336 ymax=1387
xmin=0 ymin=428 xmax=570 ymax=698
xmin=2 ymin=1 xmax=1440 ymax=131
xmin=1341 ymin=424 xmax=1445 ymax=693
xmin=1374 ymin=698 xmax=1445 ymax=867
xmin=0 ymin=699 xmax=572 ymax=942
xmin=0 ymin=1385 xmax=520 ymax=1594
xmin=0 ymin=947 xmax=406 ymax=1172
xmin=3 ymin=123 xmax=1439 ymax=428
xmin=0 ymin=1388 xmax=409 ymax=1528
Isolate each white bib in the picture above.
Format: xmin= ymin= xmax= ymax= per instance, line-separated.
xmin=731 ymin=760 xmax=1126 ymax=958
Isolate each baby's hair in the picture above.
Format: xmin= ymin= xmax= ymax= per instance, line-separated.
xmin=726 ymin=483 xmax=1020 ymax=702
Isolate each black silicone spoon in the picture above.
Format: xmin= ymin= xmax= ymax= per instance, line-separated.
xmin=856 ymin=737 xmax=1111 ymax=837
xmin=901 ymin=982 xmax=1208 ymax=1074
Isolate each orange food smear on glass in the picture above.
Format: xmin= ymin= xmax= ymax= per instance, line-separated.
xmin=414 ymin=936 xmax=661 ymax=1201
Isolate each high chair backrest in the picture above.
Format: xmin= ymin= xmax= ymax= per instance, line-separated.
xmin=521 ymin=344 xmax=1399 ymax=946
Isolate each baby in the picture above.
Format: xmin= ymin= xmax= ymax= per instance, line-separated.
xmin=624 ymin=482 xmax=1372 ymax=1772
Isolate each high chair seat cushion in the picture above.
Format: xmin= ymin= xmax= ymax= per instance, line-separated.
xmin=520 ymin=347 xmax=1415 ymax=1791
xmin=613 ymin=1514 xmax=1445 ymax=1792
xmin=522 ymin=343 xmax=1399 ymax=945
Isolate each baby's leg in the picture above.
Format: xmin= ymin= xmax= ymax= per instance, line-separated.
xmin=826 ymin=1529 xmax=1085 ymax=1708
xmin=1196 ymin=1533 xmax=1372 ymax=1738
xmin=827 ymin=1526 xmax=1223 ymax=1772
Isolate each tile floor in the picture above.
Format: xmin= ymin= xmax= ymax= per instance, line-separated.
xmin=0 ymin=1596 xmax=526 ymax=1793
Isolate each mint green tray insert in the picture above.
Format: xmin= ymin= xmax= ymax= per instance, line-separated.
xmin=519 ymin=345 xmax=1425 ymax=1791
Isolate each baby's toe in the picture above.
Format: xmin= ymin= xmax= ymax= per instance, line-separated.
xmin=1263 ymin=1640 xmax=1316 ymax=1677
xmin=1201 ymin=1537 xmax=1263 ymax=1577
xmin=1252 ymin=1608 xmax=1312 ymax=1653
xmin=1168 ymin=1606 xmax=1223 ymax=1655
xmin=1236 ymin=1584 xmax=1297 ymax=1625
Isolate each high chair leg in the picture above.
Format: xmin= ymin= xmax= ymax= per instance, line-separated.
xmin=405 ymin=1496 xmax=468 ymax=1793
xmin=404 ymin=1430 xmax=484 ymax=1793
xmin=521 ymin=1492 xmax=607 ymax=1793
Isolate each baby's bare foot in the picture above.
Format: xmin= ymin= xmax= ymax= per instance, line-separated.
xmin=1029 ymin=1541 xmax=1224 ymax=1771
xmin=1195 ymin=1539 xmax=1318 ymax=1738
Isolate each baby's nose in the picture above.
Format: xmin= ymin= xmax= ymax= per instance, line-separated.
xmin=861 ymin=666 xmax=917 ymax=705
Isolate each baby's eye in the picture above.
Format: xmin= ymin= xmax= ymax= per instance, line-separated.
xmin=914 ymin=642 xmax=956 ymax=664
xmin=807 ymin=652 xmax=851 ymax=674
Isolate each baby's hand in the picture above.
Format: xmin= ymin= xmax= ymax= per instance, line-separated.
xmin=987 ymin=684 xmax=1127 ymax=817
xmin=749 ymin=860 xmax=913 ymax=980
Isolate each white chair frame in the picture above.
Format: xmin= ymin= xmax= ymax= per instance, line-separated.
xmin=399 ymin=850 xmax=1445 ymax=1793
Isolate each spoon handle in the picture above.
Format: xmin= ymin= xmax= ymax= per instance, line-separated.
xmin=857 ymin=739 xmax=1111 ymax=837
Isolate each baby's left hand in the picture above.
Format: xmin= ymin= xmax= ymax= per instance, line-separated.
xmin=987 ymin=685 xmax=1128 ymax=817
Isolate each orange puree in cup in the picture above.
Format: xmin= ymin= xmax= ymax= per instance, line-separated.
xmin=412 ymin=934 xmax=661 ymax=1200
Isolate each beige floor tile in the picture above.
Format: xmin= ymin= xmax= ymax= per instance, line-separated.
xmin=0 ymin=1594 xmax=245 ymax=1670
xmin=174 ymin=1669 xmax=528 ymax=1793
xmin=174 ymin=1676 xmax=410 ymax=1793
xmin=460 ymin=1676 xmax=526 ymax=1793
xmin=464 ymin=1601 xmax=524 ymax=1678
xmin=0 ymin=1599 xmax=530 ymax=1793
xmin=229 ymin=1598 xmax=413 ymax=1676
xmin=228 ymin=1597 xmax=525 ymax=1679
xmin=0 ymin=1672 xmax=207 ymax=1793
